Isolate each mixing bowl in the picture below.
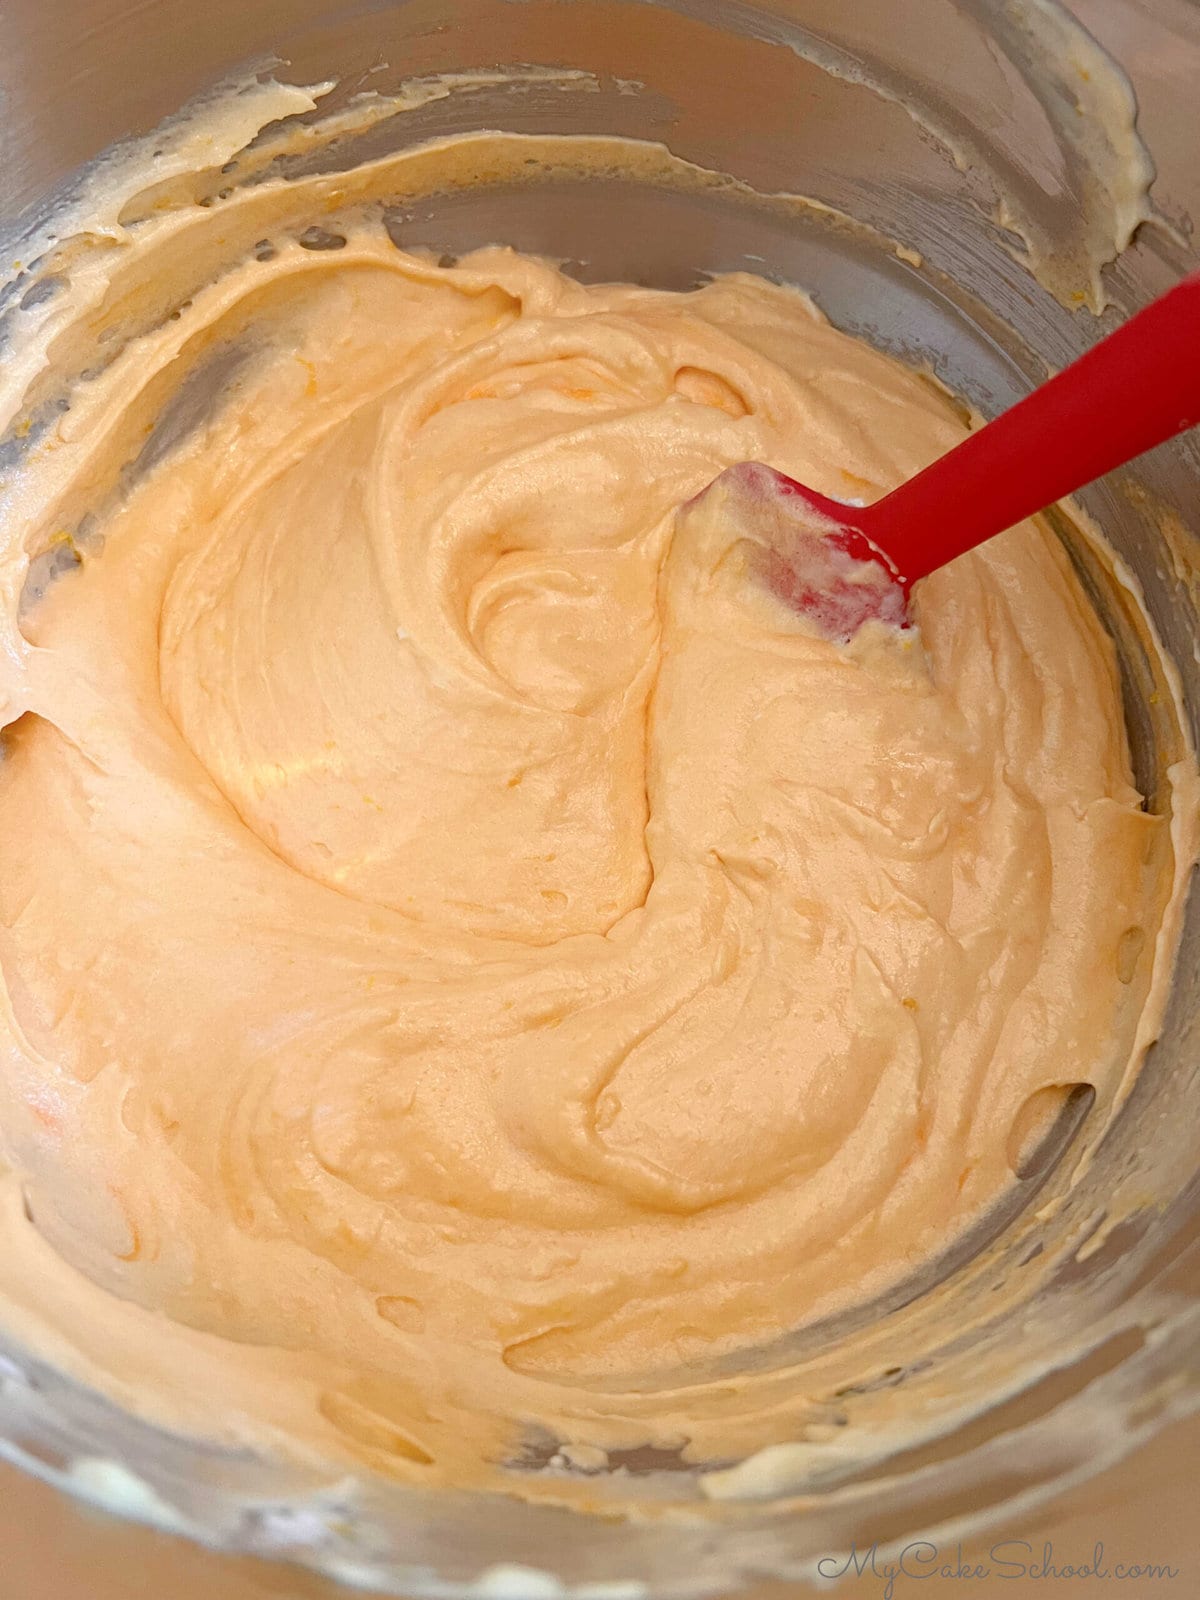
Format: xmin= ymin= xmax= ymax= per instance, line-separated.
xmin=0 ymin=1 xmax=1196 ymax=1594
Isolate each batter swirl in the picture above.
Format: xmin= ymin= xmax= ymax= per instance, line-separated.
xmin=0 ymin=221 xmax=1180 ymax=1491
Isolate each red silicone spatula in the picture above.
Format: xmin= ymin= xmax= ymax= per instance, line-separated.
xmin=687 ymin=271 xmax=1200 ymax=642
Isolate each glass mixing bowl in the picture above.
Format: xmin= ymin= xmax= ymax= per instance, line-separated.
xmin=0 ymin=1 xmax=1196 ymax=1594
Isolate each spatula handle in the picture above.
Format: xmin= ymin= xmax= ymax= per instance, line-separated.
xmin=861 ymin=272 xmax=1200 ymax=584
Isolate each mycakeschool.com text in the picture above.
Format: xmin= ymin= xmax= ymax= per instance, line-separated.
xmin=816 ymin=1541 xmax=1181 ymax=1599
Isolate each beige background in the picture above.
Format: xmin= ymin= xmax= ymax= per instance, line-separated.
xmin=0 ymin=1412 xmax=1194 ymax=1600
